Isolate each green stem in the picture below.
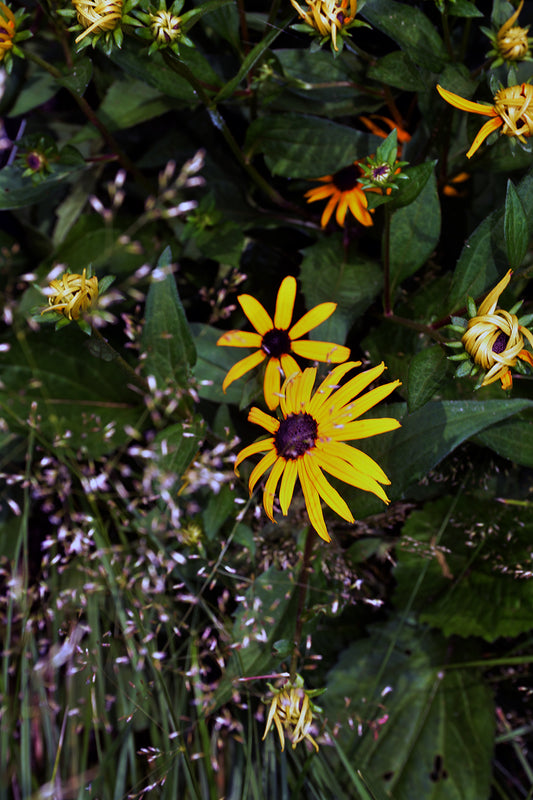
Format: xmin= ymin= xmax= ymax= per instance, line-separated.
xmin=90 ymin=327 xmax=149 ymax=394
xmin=289 ymin=530 xmax=315 ymax=682
xmin=383 ymin=205 xmax=392 ymax=315
xmin=385 ymin=313 xmax=447 ymax=343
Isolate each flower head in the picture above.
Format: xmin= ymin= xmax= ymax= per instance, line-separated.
xmin=150 ymin=9 xmax=181 ymax=44
xmin=263 ymin=677 xmax=322 ymax=752
xmin=0 ymin=3 xmax=15 ymax=61
xmin=290 ymin=0 xmax=362 ymax=52
xmin=42 ymin=268 xmax=99 ymax=321
xmin=73 ymin=0 xmax=122 ymax=41
xmin=437 ymin=82 xmax=533 ymax=159
xmin=235 ymin=361 xmax=400 ymax=542
xmin=217 ymin=276 xmax=350 ymax=410
xmin=305 ymin=161 xmax=374 ymax=228
xmin=448 ymin=270 xmax=533 ymax=389
xmin=484 ymin=0 xmax=533 ymax=66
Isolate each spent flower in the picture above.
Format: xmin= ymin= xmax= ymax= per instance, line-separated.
xmin=289 ymin=0 xmax=367 ymax=54
xmin=235 ymin=362 xmax=400 ymax=542
xmin=263 ymin=676 xmax=324 ymax=752
xmin=437 ymin=82 xmax=533 ymax=158
xmin=39 ymin=268 xmax=115 ymax=332
xmin=447 ymin=269 xmax=533 ymax=390
xmin=217 ymin=276 xmax=350 ymax=410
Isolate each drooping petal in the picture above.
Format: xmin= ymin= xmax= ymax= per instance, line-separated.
xmin=298 ymin=458 xmax=330 ymax=542
xmin=465 ymin=116 xmax=504 ymax=159
xmin=304 ymin=183 xmax=336 ymax=202
xmin=235 ymin=438 xmax=275 ymax=473
xmin=289 ymin=302 xmax=337 ymax=339
xmin=248 ymin=406 xmax=280 ymax=434
xmin=263 ymin=456 xmax=287 ymax=520
xmin=217 ymin=329 xmax=263 ymax=348
xmin=222 ymin=350 xmax=266 ymax=392
xmin=264 ymin=357 xmax=283 ymax=410
xmin=436 ymin=84 xmax=498 ymax=116
xmin=249 ymin=449 xmax=278 ymax=494
xmin=316 ymin=439 xmax=390 ymax=484
xmin=346 ymin=187 xmax=373 ymax=227
xmin=274 ymin=276 xmax=297 ymax=329
xmin=306 ymin=455 xmax=355 ymax=523
xmin=238 ymin=293 xmax=274 ymax=335
xmin=291 ymin=339 xmax=351 ymax=364
xmin=279 ymin=458 xmax=298 ymax=515
xmin=316 ymin=447 xmax=390 ymax=503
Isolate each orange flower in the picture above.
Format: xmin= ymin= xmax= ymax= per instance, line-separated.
xmin=0 ymin=3 xmax=15 ymax=61
xmin=305 ymin=161 xmax=373 ymax=228
xmin=437 ymin=82 xmax=533 ymax=158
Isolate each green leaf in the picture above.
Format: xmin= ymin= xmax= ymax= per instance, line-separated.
xmin=504 ymin=179 xmax=528 ymax=270
xmin=367 ymin=51 xmax=428 ymax=92
xmin=362 ymin=0 xmax=449 ymax=71
xmin=474 ymin=415 xmax=533 ymax=467
xmin=0 ymin=163 xmax=86 ymax=211
xmin=394 ymin=496 xmax=533 ymax=640
xmin=152 ymin=419 xmax=203 ymax=485
xmin=298 ymin=235 xmax=383 ymax=345
xmin=191 ymin=323 xmax=247 ymax=405
xmin=448 ymin=0 xmax=483 ymax=16
xmin=387 ymin=161 xmax=435 ymax=210
xmin=325 ymin=620 xmax=494 ymax=798
xmin=245 ymin=114 xmax=377 ymax=178
xmin=141 ymin=247 xmax=196 ymax=389
xmin=0 ymin=329 xmax=142 ymax=458
xmin=203 ymin=484 xmax=237 ymax=540
xmin=389 ymin=169 xmax=441 ymax=289
xmin=407 ymin=346 xmax=448 ymax=412
xmin=55 ymin=58 xmax=93 ymax=96
xmin=98 ymin=78 xmax=173 ymax=130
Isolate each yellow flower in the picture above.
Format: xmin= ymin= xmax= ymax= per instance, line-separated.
xmin=263 ymin=681 xmax=319 ymax=752
xmin=235 ymin=361 xmax=400 ymax=542
xmin=217 ymin=276 xmax=350 ymax=410
xmin=43 ymin=268 xmax=99 ymax=320
xmin=496 ymin=0 xmax=531 ymax=63
xmin=462 ymin=269 xmax=533 ymax=389
xmin=72 ymin=0 xmax=123 ymax=43
xmin=290 ymin=0 xmax=358 ymax=51
xmin=150 ymin=9 xmax=181 ymax=45
xmin=0 ymin=3 xmax=15 ymax=61
xmin=305 ymin=161 xmax=374 ymax=228
xmin=436 ymin=82 xmax=533 ymax=159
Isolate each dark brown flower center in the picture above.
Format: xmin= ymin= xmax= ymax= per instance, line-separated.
xmin=332 ymin=163 xmax=362 ymax=192
xmin=262 ymin=328 xmax=291 ymax=358
xmin=492 ymin=332 xmax=509 ymax=354
xmin=275 ymin=413 xmax=318 ymax=460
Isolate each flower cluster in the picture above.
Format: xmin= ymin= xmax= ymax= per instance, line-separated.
xmin=447 ymin=270 xmax=533 ymax=390
xmin=218 ymin=277 xmax=401 ymax=542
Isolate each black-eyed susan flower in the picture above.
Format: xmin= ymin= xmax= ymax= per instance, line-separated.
xmin=305 ymin=161 xmax=374 ymax=228
xmin=448 ymin=270 xmax=533 ymax=390
xmin=134 ymin=0 xmax=197 ymax=55
xmin=235 ymin=361 xmax=401 ymax=542
xmin=483 ymin=0 xmax=533 ymax=67
xmin=68 ymin=0 xmax=138 ymax=50
xmin=263 ymin=677 xmax=323 ymax=752
xmin=290 ymin=0 xmax=365 ymax=53
xmin=0 ymin=2 xmax=15 ymax=61
xmin=436 ymin=82 xmax=533 ymax=159
xmin=42 ymin=268 xmax=99 ymax=321
xmin=217 ymin=276 xmax=350 ymax=410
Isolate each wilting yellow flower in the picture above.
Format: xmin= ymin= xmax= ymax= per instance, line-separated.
xmin=217 ymin=276 xmax=350 ymax=410
xmin=290 ymin=0 xmax=358 ymax=51
xmin=235 ymin=362 xmax=400 ymax=542
xmin=43 ymin=268 xmax=99 ymax=320
xmin=437 ymin=82 xmax=533 ymax=159
xmin=0 ymin=3 xmax=15 ymax=61
xmin=489 ymin=0 xmax=533 ymax=64
xmin=305 ymin=161 xmax=374 ymax=228
xmin=263 ymin=680 xmax=319 ymax=752
xmin=72 ymin=0 xmax=122 ymax=43
xmin=462 ymin=270 xmax=533 ymax=390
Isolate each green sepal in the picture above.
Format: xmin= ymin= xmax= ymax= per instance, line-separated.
xmin=455 ymin=359 xmax=474 ymax=377
xmin=467 ymin=296 xmax=478 ymax=318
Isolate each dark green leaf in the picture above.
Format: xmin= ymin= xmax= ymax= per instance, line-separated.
xmin=504 ymin=179 xmax=528 ymax=269
xmin=387 ymin=161 xmax=435 ymax=210
xmin=367 ymin=51 xmax=428 ymax=92
xmin=192 ymin=323 xmax=247 ymax=405
xmin=0 ymin=164 xmax=86 ymax=210
xmin=141 ymin=247 xmax=196 ymax=388
xmin=407 ymin=346 xmax=448 ymax=412
xmin=474 ymin=415 xmax=533 ymax=467
xmin=299 ymin=235 xmax=383 ymax=345
xmin=55 ymin=58 xmax=93 ymax=96
xmin=448 ymin=0 xmax=483 ymax=16
xmin=98 ymin=79 xmax=173 ymax=130
xmin=362 ymin=0 xmax=449 ymax=71
xmin=153 ymin=419 xmax=203 ymax=484
xmin=203 ymin=484 xmax=237 ymax=539
xmin=389 ymin=170 xmax=441 ymax=289
xmin=245 ymin=114 xmax=378 ymax=178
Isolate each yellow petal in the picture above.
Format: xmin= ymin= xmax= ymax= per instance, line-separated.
xmin=235 ymin=438 xmax=274 ymax=473
xmin=308 ymin=361 xmax=361 ymax=415
xmin=336 ymin=379 xmax=401 ymax=421
xmin=298 ymin=458 xmax=330 ymax=542
xmin=436 ymin=84 xmax=497 ymax=116
xmin=263 ymin=456 xmax=286 ymax=520
xmin=274 ymin=276 xmax=297 ymax=330
xmin=327 ymin=417 xmax=401 ymax=441
xmin=306 ymin=455 xmax=354 ymax=523
xmin=279 ymin=353 xmax=301 ymax=383
xmin=289 ymin=302 xmax=337 ymax=339
xmin=248 ymin=406 xmax=280 ymax=434
xmin=279 ymin=458 xmax=298 ymax=515
xmin=335 ymin=194 xmax=349 ymax=226
xmin=238 ymin=293 xmax=273 ymax=335
xmin=249 ymin=449 xmax=278 ymax=495
xmin=263 ymin=357 xmax=282 ymax=410
xmin=304 ymin=184 xmax=336 ymax=202
xmin=222 ymin=349 xmax=266 ymax=392
xmin=346 ymin=187 xmax=373 ymax=227
xmin=328 ymin=362 xmax=386 ymax=410
xmin=465 ymin=116 xmax=503 ymax=159
xmin=317 ymin=439 xmax=390 ymax=484
xmin=478 ymin=269 xmax=513 ymax=316
xmin=291 ymin=339 xmax=351 ymax=364
xmin=321 ymin=193 xmax=340 ymax=228
xmin=217 ymin=330 xmax=263 ymax=348
xmin=316 ymin=447 xmax=390 ymax=504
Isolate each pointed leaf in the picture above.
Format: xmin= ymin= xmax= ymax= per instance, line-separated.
xmin=407 ymin=346 xmax=448 ymax=412
xmin=504 ymin=179 xmax=528 ymax=269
